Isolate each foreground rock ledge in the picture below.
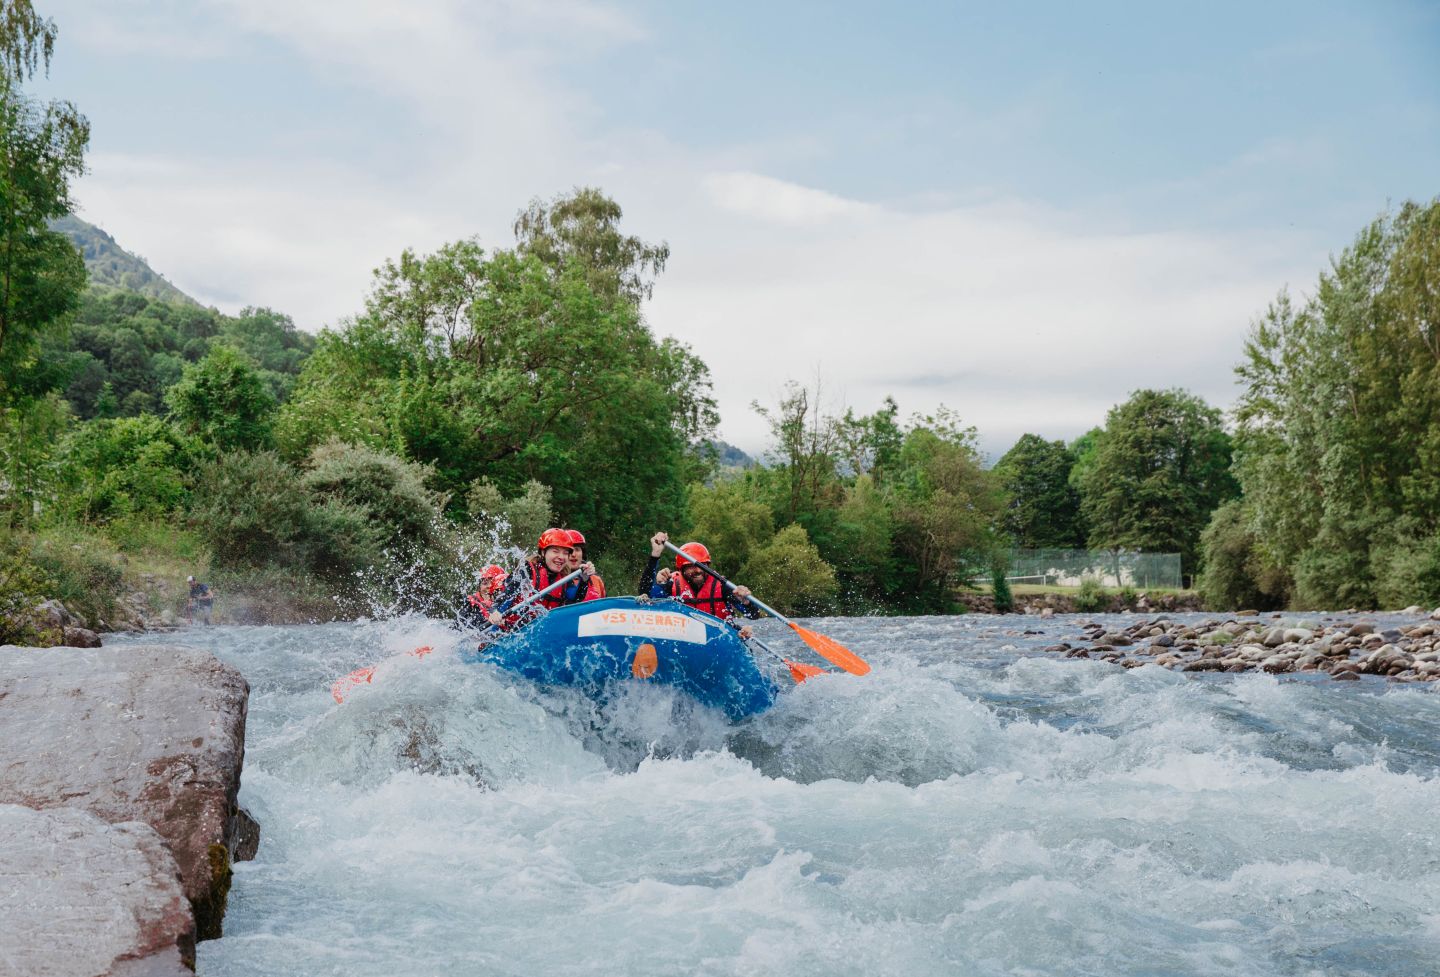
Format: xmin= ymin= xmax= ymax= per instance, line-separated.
xmin=0 ymin=644 xmax=251 ymax=945
xmin=0 ymin=805 xmax=195 ymax=976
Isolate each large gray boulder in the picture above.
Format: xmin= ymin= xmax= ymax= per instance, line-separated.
xmin=0 ymin=805 xmax=195 ymax=976
xmin=0 ymin=644 xmax=250 ymax=941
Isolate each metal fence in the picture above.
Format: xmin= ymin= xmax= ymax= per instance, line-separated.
xmin=1004 ymin=548 xmax=1183 ymax=589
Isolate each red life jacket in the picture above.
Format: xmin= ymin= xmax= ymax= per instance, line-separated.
xmin=671 ymin=572 xmax=733 ymax=620
xmin=558 ymin=570 xmax=605 ymax=605
xmin=528 ymin=560 xmax=573 ymax=611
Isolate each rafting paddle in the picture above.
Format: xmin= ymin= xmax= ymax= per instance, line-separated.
xmin=331 ymin=567 xmax=585 ymax=703
xmin=472 ymin=567 xmax=584 ymax=642
xmin=662 ymin=539 xmax=870 ymax=676
xmin=746 ymin=631 xmax=826 ymax=683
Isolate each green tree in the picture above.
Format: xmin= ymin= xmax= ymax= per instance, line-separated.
xmin=1077 ymin=389 xmax=1236 ymax=574
xmin=0 ymin=389 xmax=66 ymax=523
xmin=0 ymin=2 xmax=87 ymax=527
xmin=277 ymin=191 xmax=715 ymax=556
xmin=1196 ymin=499 xmax=1289 ymax=611
xmin=753 ymin=381 xmax=843 ymax=529
xmin=890 ymin=414 xmax=1002 ymax=609
xmin=1233 ymin=200 xmax=1440 ymax=607
xmin=0 ymin=0 xmax=88 ymax=392
xmin=56 ymin=414 xmax=202 ymax=521
xmin=739 ymin=523 xmax=838 ymax=615
xmin=513 ymin=186 xmax=670 ymax=303
xmin=44 ymin=292 xmax=314 ymax=421
xmin=684 ymin=477 xmax=775 ymax=572
xmin=166 ymin=345 xmax=276 ymax=451
xmin=993 ymin=434 xmax=1084 ymax=548
xmin=991 ymin=561 xmax=1014 ymax=613
xmin=831 ymin=474 xmax=895 ymax=601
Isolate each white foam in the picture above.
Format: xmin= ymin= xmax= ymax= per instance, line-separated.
xmin=145 ymin=617 xmax=1440 ymax=977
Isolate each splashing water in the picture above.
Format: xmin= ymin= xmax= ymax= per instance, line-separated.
xmin=110 ymin=613 xmax=1440 ymax=976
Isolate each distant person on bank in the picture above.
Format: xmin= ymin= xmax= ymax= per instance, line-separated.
xmin=186 ymin=576 xmax=215 ymax=625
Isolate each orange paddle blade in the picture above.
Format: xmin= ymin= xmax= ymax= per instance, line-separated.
xmin=787 ymin=622 xmax=870 ymax=676
xmin=331 ymin=665 xmax=375 ymax=703
xmin=786 ymin=660 xmax=825 ymax=683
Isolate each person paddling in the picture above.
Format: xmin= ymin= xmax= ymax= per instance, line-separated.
xmin=639 ymin=531 xmax=760 ymax=637
xmin=486 ymin=528 xmax=599 ymax=630
xmin=460 ymin=564 xmax=508 ymax=628
xmin=564 ymin=529 xmax=606 ymax=599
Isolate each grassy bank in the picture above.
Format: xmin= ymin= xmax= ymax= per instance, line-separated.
xmin=1 ymin=518 xmax=343 ymax=643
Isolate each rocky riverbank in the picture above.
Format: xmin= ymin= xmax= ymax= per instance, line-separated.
xmin=0 ymin=643 xmax=257 ymax=974
xmin=7 ymin=575 xmax=340 ymax=648
xmin=1045 ymin=606 xmax=1440 ymax=682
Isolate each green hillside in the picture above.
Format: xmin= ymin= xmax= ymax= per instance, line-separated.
xmin=51 ymin=214 xmax=200 ymax=306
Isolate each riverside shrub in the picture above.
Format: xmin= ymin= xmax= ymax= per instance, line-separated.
xmin=685 ymin=478 xmax=775 ymax=573
xmin=56 ymin=415 xmax=204 ymax=522
xmin=191 ymin=450 xmax=382 ymax=582
xmin=1074 ymin=577 xmax=1106 ymax=613
xmin=0 ymin=536 xmax=53 ymax=644
xmin=1372 ymin=530 xmax=1440 ymax=608
xmin=1197 ymin=500 xmax=1289 ymax=611
xmin=27 ymin=525 xmax=126 ymax=628
xmin=303 ymin=440 xmax=444 ymax=550
xmin=1292 ymin=540 xmax=1376 ymax=611
xmin=740 ymin=523 xmax=838 ymax=615
xmin=991 ymin=563 xmax=1014 ymax=613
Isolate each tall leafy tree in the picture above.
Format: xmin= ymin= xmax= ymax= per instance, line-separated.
xmin=889 ymin=412 xmax=1002 ymax=608
xmin=276 ymin=190 xmax=716 ymax=557
xmin=0 ymin=0 xmax=88 ymax=391
xmin=993 ymin=434 xmax=1084 ymax=548
xmin=1077 ymin=389 xmax=1236 ymax=574
xmin=752 ymin=381 xmax=842 ymax=530
xmin=1228 ymin=200 xmax=1440 ymax=607
xmin=513 ymin=187 xmax=670 ymax=303
xmin=166 ymin=346 xmax=276 ymax=451
xmin=0 ymin=2 xmax=87 ymax=525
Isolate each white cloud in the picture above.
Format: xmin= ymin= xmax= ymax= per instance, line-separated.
xmin=61 ymin=0 xmax=235 ymax=59
xmin=650 ymin=182 xmax=1312 ymax=456
xmin=64 ymin=1 xmax=1321 ymax=462
xmin=702 ymin=171 xmax=877 ymax=224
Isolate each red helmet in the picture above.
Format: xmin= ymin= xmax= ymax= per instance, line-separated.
xmin=537 ymin=528 xmax=573 ymax=552
xmin=480 ymin=564 xmax=507 ymax=589
xmin=567 ymin=529 xmax=587 ymax=546
xmin=675 ymin=541 xmax=711 ymax=568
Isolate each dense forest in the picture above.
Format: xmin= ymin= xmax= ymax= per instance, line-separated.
xmin=1 ymin=3 xmax=1437 ymax=642
xmin=50 ymin=214 xmax=198 ymax=304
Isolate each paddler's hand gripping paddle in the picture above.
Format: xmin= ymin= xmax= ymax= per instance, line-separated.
xmin=662 ymin=539 xmax=870 ymax=677
xmin=472 ymin=567 xmax=584 ymax=642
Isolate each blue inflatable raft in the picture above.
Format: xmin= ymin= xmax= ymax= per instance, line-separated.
xmin=468 ymin=597 xmax=778 ymax=720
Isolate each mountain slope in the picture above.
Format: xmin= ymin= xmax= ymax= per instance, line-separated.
xmin=51 ymin=214 xmax=200 ymax=306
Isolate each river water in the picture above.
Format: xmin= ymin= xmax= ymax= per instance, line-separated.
xmin=112 ymin=613 xmax=1440 ymax=976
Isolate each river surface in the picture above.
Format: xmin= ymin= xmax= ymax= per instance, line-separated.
xmin=112 ymin=613 xmax=1440 ymax=976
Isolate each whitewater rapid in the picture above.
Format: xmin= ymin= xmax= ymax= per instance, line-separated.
xmin=112 ymin=614 xmax=1440 ymax=976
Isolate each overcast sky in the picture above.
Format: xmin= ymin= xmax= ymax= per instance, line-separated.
xmin=36 ymin=0 xmax=1440 ymax=458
